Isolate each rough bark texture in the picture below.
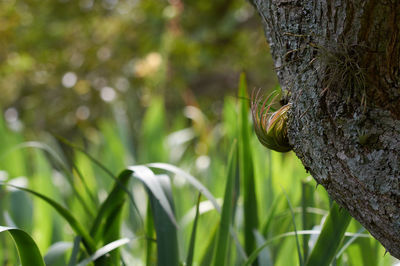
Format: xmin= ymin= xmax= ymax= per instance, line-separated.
xmin=252 ymin=0 xmax=400 ymax=258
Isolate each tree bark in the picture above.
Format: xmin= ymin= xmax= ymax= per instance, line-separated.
xmin=252 ymin=0 xmax=400 ymax=258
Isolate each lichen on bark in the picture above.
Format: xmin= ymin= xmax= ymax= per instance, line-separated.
xmin=252 ymin=0 xmax=400 ymax=258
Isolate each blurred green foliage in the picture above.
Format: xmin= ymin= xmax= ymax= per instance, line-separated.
xmin=0 ymin=1 xmax=399 ymax=265
xmin=0 ymin=0 xmax=277 ymax=138
xmin=0 ymin=85 xmax=396 ymax=265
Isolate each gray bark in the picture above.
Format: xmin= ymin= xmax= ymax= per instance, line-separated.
xmin=252 ymin=0 xmax=400 ymax=258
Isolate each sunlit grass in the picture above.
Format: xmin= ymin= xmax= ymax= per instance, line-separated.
xmin=0 ymin=77 xmax=397 ymax=265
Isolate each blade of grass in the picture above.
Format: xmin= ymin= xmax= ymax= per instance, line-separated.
xmin=261 ymin=194 xmax=282 ymax=236
xmin=180 ymin=199 xmax=223 ymax=228
xmin=7 ymin=186 xmax=33 ymax=232
xmin=245 ymin=230 xmax=369 ymax=266
xmin=71 ymin=164 xmax=98 ymax=208
xmin=254 ymin=230 xmax=273 ymax=266
xmin=0 ymin=183 xmax=96 ymax=253
xmin=147 ymin=162 xmax=247 ymax=260
xmin=0 ymin=226 xmax=45 ymax=266
xmin=68 ymin=236 xmax=82 ymax=266
xmin=0 ymin=114 xmax=26 ymax=177
xmin=129 ymin=166 xmax=177 ymax=227
xmin=3 ymin=211 xmax=17 ymax=227
xmin=301 ymin=177 xmax=315 ymax=258
xmin=87 ymin=167 xmax=131 ymax=264
xmin=147 ymin=163 xmax=220 ymax=212
xmin=57 ymin=136 xmax=143 ymax=228
xmin=6 ymin=141 xmax=95 ymax=218
xmin=357 ymin=237 xmax=379 ymax=266
xmin=54 ymin=136 xmax=98 ymax=209
xmin=31 ymin=149 xmax=56 ymax=253
xmin=57 ymin=136 xmax=118 ymax=180
xmin=305 ymin=202 xmax=351 ymax=266
xmin=98 ymin=165 xmax=180 ymax=265
xmin=145 ymin=201 xmax=156 ymax=266
xmin=343 ymin=221 xmax=379 ymax=266
xmin=281 ymin=186 xmax=304 ymax=266
xmin=238 ymin=73 xmax=259 ymax=257
xmin=95 ymin=202 xmax=126 ymax=265
xmin=89 ymin=170 xmax=132 ymax=241
xmin=44 ymin=241 xmax=73 ymax=266
xmin=147 ymin=174 xmax=179 ymax=266
xmin=186 ymin=193 xmax=202 ymax=266
xmin=139 ymin=96 xmax=167 ymax=163
xmin=77 ymin=238 xmax=130 ymax=266
xmin=199 ymin=223 xmax=218 ymax=266
xmin=211 ymin=142 xmax=237 ymax=266
xmin=335 ymin=227 xmax=366 ymax=259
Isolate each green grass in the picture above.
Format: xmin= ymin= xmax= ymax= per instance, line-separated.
xmin=0 ymin=78 xmax=396 ymax=265
xmin=0 ymin=226 xmax=45 ymax=266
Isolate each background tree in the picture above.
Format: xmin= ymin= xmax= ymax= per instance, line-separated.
xmin=252 ymin=0 xmax=400 ymax=258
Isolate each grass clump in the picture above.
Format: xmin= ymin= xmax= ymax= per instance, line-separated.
xmin=318 ymin=42 xmax=369 ymax=110
xmin=0 ymin=77 xmax=396 ymax=266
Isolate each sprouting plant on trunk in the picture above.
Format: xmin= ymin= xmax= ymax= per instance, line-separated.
xmin=250 ymin=89 xmax=292 ymax=152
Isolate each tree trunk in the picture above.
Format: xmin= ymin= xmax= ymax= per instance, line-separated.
xmin=252 ymin=0 xmax=400 ymax=258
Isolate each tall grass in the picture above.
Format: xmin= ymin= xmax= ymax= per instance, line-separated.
xmin=0 ymin=77 xmax=397 ymax=265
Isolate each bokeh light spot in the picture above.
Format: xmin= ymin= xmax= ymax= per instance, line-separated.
xmin=97 ymin=47 xmax=111 ymax=61
xmin=76 ymin=106 xmax=90 ymax=120
xmin=4 ymin=107 xmax=18 ymax=123
xmin=196 ymin=155 xmax=211 ymax=170
xmin=62 ymin=72 xmax=78 ymax=88
xmin=100 ymin=86 xmax=117 ymax=102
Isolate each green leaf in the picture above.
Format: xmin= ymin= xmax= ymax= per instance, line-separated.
xmin=254 ymin=230 xmax=273 ymax=266
xmin=301 ymin=177 xmax=315 ymax=258
xmin=0 ymin=183 xmax=96 ymax=253
xmin=146 ymin=201 xmax=156 ymax=266
xmin=44 ymin=241 xmax=73 ymax=266
xmin=8 ymin=141 xmax=95 ymax=218
xmin=88 ymin=169 xmax=133 ymax=265
xmin=68 ymin=237 xmax=82 ymax=266
xmin=238 ymin=73 xmax=259 ymax=257
xmin=97 ymin=165 xmax=180 ymax=266
xmin=0 ymin=226 xmax=45 ymax=266
xmin=8 ymin=187 xmax=33 ymax=234
xmin=305 ymin=202 xmax=352 ymax=266
xmin=245 ymin=229 xmax=352 ymax=266
xmin=140 ymin=96 xmax=167 ymax=163
xmin=90 ymin=169 xmax=132 ymax=242
xmin=147 ymin=174 xmax=179 ymax=266
xmin=148 ymin=163 xmax=220 ymax=212
xmin=147 ymin=163 xmax=247 ymax=260
xmin=356 ymin=237 xmax=378 ymax=266
xmin=282 ymin=186 xmax=304 ymax=266
xmin=129 ymin=166 xmax=177 ymax=227
xmin=57 ymin=136 xmax=142 ymax=228
xmin=335 ymin=227 xmax=366 ymax=259
xmin=77 ymin=238 xmax=130 ymax=266
xmin=95 ymin=203 xmax=126 ymax=265
xmin=261 ymin=195 xmax=282 ymax=236
xmin=199 ymin=223 xmax=218 ymax=266
xmin=31 ymin=149 xmax=56 ymax=252
xmin=186 ymin=193 xmax=202 ymax=266
xmin=211 ymin=141 xmax=237 ymax=266
xmin=0 ymin=115 xmax=27 ymax=177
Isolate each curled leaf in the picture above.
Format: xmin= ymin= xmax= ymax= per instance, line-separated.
xmin=251 ymin=89 xmax=292 ymax=152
